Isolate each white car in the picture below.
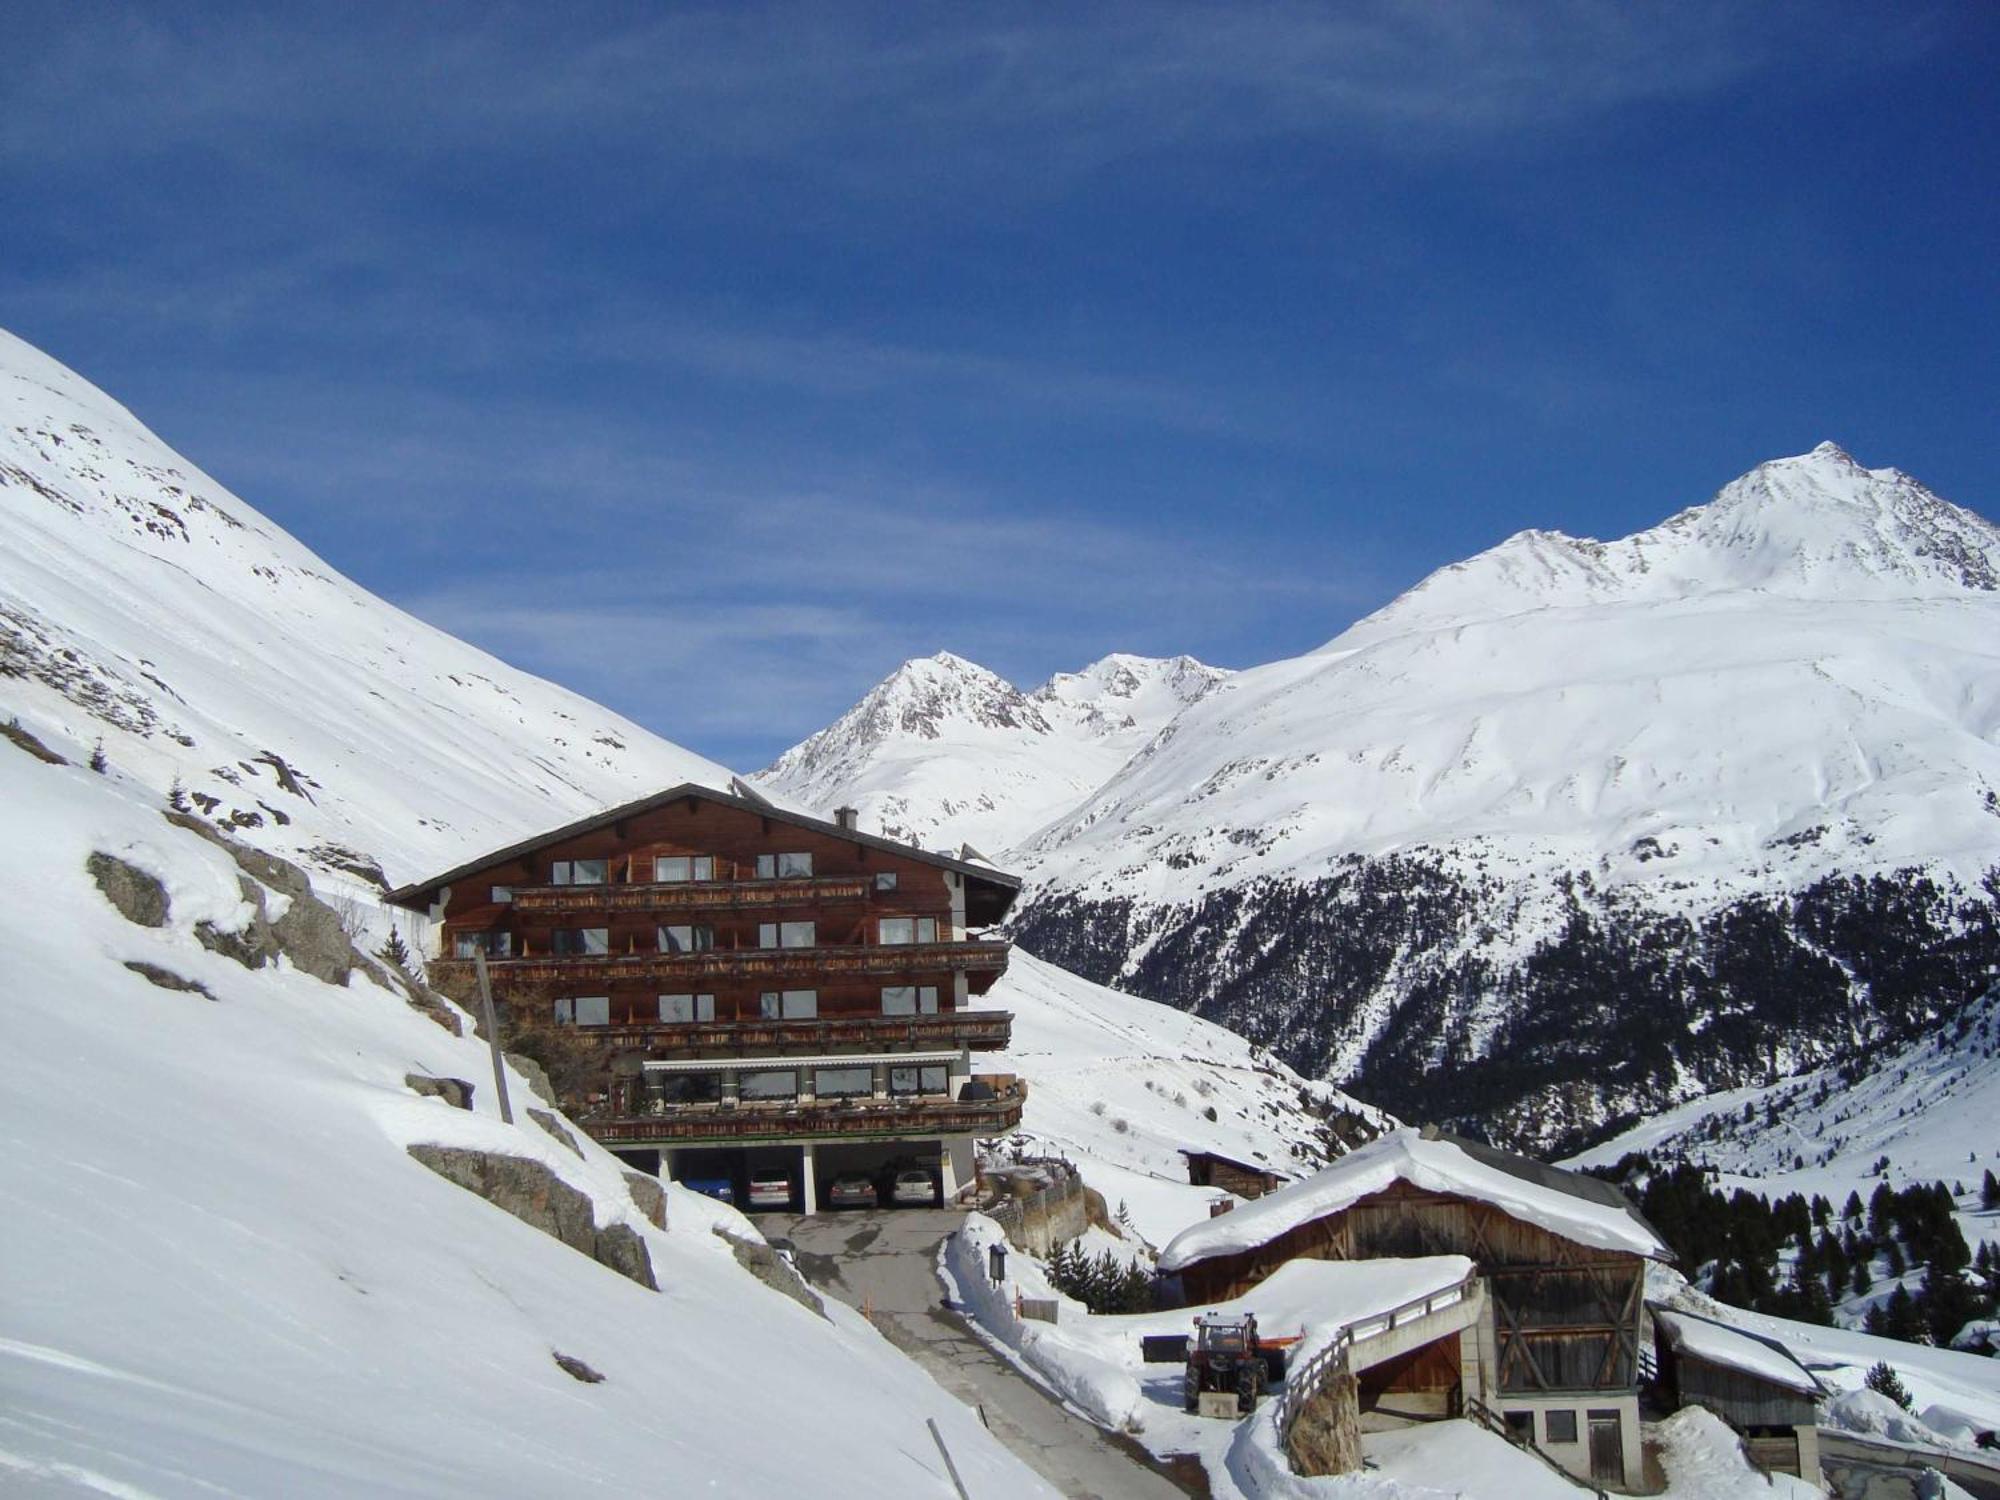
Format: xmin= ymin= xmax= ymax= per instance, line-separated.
xmin=746 ymin=1169 xmax=793 ymax=1210
xmin=890 ymin=1168 xmax=937 ymax=1207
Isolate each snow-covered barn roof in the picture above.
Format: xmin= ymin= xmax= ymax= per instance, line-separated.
xmin=1159 ymin=1127 xmax=1670 ymax=1272
xmin=1653 ymin=1309 xmax=1826 ymax=1397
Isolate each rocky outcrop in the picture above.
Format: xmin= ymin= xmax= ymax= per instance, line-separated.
xmin=528 ymin=1108 xmax=583 ymax=1158
xmin=122 ymin=960 xmax=214 ymax=1000
xmin=88 ymin=851 xmax=168 ymax=927
xmin=713 ymin=1227 xmax=824 ymax=1318
xmin=505 ymin=1051 xmax=557 ymax=1107
xmin=405 ymin=1144 xmax=656 ymax=1291
xmin=552 ymin=1351 xmax=605 ymax=1384
xmin=405 ymin=1074 xmax=474 ymax=1110
xmin=623 ymin=1171 xmax=668 ymax=1232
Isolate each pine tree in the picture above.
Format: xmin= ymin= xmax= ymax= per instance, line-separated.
xmin=1865 ymin=1361 xmax=1914 ymax=1412
xmin=88 ymin=739 xmax=108 ymax=774
xmin=1844 ymin=1190 xmax=1865 ymax=1222
xmin=1983 ymin=1170 xmax=1999 ymax=1212
xmin=168 ymin=776 xmax=190 ymax=813
xmin=378 ymin=928 xmax=413 ymax=973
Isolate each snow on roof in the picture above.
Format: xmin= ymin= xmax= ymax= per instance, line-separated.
xmin=1655 ymin=1309 xmax=1826 ymax=1397
xmin=1159 ymin=1126 xmax=1669 ymax=1272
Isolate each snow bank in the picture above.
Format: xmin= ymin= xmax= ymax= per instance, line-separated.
xmin=1162 ymin=1127 xmax=1666 ymax=1272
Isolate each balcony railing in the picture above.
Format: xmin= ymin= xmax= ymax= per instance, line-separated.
xmin=432 ymin=940 xmax=1010 ymax=987
xmin=592 ymin=1009 xmax=1013 ymax=1054
xmin=510 ymin=875 xmax=872 ymax=916
xmin=578 ymin=1082 xmax=1027 ymax=1145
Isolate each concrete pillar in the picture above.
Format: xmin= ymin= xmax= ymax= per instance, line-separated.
xmin=799 ymin=1143 xmax=818 ymax=1212
xmin=662 ymin=1148 xmax=679 ymax=1184
xmin=871 ymin=1061 xmax=889 ymax=1099
xmin=720 ymin=1068 xmax=739 ymax=1105
xmin=942 ymin=1137 xmax=974 ymax=1200
xmin=1793 ymin=1423 xmax=1820 ymax=1489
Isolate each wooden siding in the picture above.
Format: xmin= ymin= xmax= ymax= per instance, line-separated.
xmin=1177 ymin=1181 xmax=1647 ymax=1395
xmin=1662 ymin=1347 xmax=1818 ymax=1432
xmin=580 ymin=1082 xmax=1026 ymax=1146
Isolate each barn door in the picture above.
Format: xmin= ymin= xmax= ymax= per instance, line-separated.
xmin=1586 ymin=1410 xmax=1624 ymax=1486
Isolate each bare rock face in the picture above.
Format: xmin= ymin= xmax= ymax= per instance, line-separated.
xmin=505 ymin=1052 xmax=557 ymax=1107
xmin=88 ymin=851 xmax=168 ymax=927
xmin=528 ymin=1108 xmax=583 ymax=1158
xmin=405 ymin=1074 xmax=474 ymax=1110
xmin=195 ymin=875 xmax=276 ymax=970
xmin=623 ymin=1171 xmax=668 ymax=1232
xmin=405 ymin=1144 xmax=656 ymax=1291
xmin=712 ymin=1227 xmax=824 ymax=1319
xmin=552 ymin=1351 xmax=605 ymax=1383
xmin=164 ymin=810 xmax=309 ymax=898
xmin=591 ymin=1223 xmax=658 ymax=1291
xmin=123 ymin=960 xmax=214 ymax=1000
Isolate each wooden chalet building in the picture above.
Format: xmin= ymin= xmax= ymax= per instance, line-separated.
xmin=1180 ymin=1147 xmax=1288 ymax=1200
xmin=1159 ymin=1126 xmax=1672 ymax=1491
xmin=386 ymin=781 xmax=1024 ymax=1208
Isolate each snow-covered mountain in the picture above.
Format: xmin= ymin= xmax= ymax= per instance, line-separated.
xmin=754 ymin=648 xmax=1227 ymax=852
xmin=0 ymin=325 xmax=738 ymax=896
xmin=992 ymin=446 xmax=2000 ymax=1150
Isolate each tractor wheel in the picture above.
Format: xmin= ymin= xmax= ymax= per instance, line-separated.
xmin=1237 ymin=1367 xmax=1262 ymax=1413
xmin=1184 ymin=1373 xmax=1200 ymax=1413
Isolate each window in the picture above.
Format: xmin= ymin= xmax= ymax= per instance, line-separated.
xmin=890 ymin=1065 xmax=949 ymax=1096
xmin=1504 ymin=1412 xmax=1535 ymax=1442
xmin=658 ymin=993 xmax=716 ymax=1023
xmin=881 ymin=985 xmax=940 ymax=1016
xmin=657 ymin=924 xmax=715 ymax=953
xmin=759 ymin=989 xmax=818 ymax=1019
xmin=755 ymin=852 xmax=812 ymax=878
xmin=741 ymin=1070 xmax=798 ymax=1101
xmin=551 ymin=927 xmax=609 ymax=956
xmin=490 ymin=885 xmax=514 ymax=904
xmin=452 ymin=930 xmax=512 ymax=958
xmin=653 ymin=855 xmax=714 ymax=883
xmin=655 ymin=1072 xmax=721 ymax=1106
xmin=877 ymin=916 xmax=938 ymax=945
xmin=553 ymin=995 xmax=610 ymax=1026
xmin=814 ymin=1065 xmax=872 ymax=1098
xmin=1544 ymin=1410 xmax=1578 ymax=1445
xmin=758 ymin=921 xmax=816 ymax=949
xmin=550 ymin=858 xmax=607 ymax=886
xmin=874 ymin=871 xmax=898 ymax=892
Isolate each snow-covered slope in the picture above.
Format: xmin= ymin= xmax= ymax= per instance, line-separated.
xmin=0 ymin=736 xmax=1048 ymax=1497
xmin=0 ymin=326 xmax=737 ymax=895
xmin=1007 ymin=445 xmax=2000 ymax=1149
xmin=754 ymin=649 xmax=1227 ymax=853
xmin=984 ymin=951 xmax=1387 ymax=1246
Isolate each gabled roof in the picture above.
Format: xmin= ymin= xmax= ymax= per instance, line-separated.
xmin=1653 ymin=1308 xmax=1826 ymax=1397
xmin=1159 ymin=1126 xmax=1671 ymax=1272
xmin=383 ymin=781 xmax=1023 ymax=912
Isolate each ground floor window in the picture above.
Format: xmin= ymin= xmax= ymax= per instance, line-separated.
xmin=653 ymin=1073 xmax=721 ymax=1106
xmin=814 ymin=1065 xmax=872 ymax=1098
xmin=1504 ymin=1411 xmax=1534 ymax=1442
xmin=889 ymin=1065 xmax=949 ymax=1096
xmin=741 ymin=1070 xmax=797 ymax=1101
xmin=1544 ymin=1410 xmax=1578 ymax=1444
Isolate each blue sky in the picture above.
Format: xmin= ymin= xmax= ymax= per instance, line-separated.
xmin=4 ymin=3 xmax=1995 ymax=769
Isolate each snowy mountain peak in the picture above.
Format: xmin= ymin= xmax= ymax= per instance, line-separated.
xmin=1340 ymin=445 xmax=1997 ymax=648
xmin=756 ymin=651 xmax=1229 ymax=852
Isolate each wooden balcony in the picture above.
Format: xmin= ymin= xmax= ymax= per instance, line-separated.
xmin=509 ymin=875 xmax=872 ymax=916
xmin=578 ymin=1082 xmax=1027 ymax=1146
xmin=432 ymin=939 xmax=1010 ymax=988
xmin=593 ymin=1009 xmax=1013 ymax=1055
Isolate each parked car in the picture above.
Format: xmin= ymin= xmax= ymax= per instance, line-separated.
xmin=890 ymin=1168 xmax=938 ymax=1207
xmin=827 ymin=1172 xmax=878 ymax=1209
xmin=682 ymin=1176 xmax=735 ymax=1204
xmin=746 ymin=1169 xmax=793 ymax=1210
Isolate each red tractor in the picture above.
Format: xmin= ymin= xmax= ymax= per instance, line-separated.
xmin=1183 ymin=1313 xmax=1270 ymax=1416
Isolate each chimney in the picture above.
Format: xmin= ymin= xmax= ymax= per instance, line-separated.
xmin=834 ymin=806 xmax=859 ymax=832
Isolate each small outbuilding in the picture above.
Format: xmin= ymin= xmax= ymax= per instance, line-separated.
xmin=1652 ymin=1307 xmax=1824 ymax=1486
xmin=1180 ymin=1148 xmax=1288 ymax=1200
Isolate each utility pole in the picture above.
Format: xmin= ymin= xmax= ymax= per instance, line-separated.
xmin=472 ymin=948 xmax=514 ymax=1125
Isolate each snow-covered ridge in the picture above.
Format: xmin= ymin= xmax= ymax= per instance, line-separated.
xmin=755 ymin=647 xmax=1228 ymax=853
xmin=0 ymin=325 xmax=736 ymax=895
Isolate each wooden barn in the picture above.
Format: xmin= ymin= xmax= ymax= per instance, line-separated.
xmin=1180 ymin=1148 xmax=1288 ymax=1200
xmin=1160 ymin=1126 xmax=1672 ymax=1491
xmin=1653 ymin=1308 xmax=1824 ymax=1485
